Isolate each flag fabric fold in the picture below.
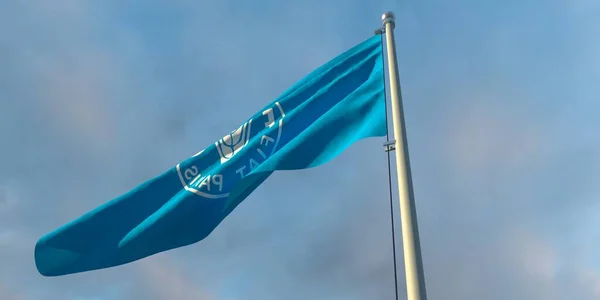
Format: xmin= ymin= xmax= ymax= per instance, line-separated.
xmin=35 ymin=34 xmax=387 ymax=276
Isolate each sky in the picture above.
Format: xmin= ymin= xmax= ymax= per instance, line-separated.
xmin=1 ymin=0 xmax=599 ymax=299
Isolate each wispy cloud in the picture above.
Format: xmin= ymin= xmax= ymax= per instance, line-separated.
xmin=113 ymin=256 xmax=217 ymax=300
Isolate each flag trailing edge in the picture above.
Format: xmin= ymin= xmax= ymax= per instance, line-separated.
xmin=34 ymin=34 xmax=387 ymax=277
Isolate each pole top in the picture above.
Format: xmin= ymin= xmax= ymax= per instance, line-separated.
xmin=382 ymin=11 xmax=395 ymax=26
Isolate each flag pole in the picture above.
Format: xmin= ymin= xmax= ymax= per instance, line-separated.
xmin=381 ymin=11 xmax=428 ymax=300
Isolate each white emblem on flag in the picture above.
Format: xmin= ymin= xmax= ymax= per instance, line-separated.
xmin=176 ymin=102 xmax=286 ymax=199
xmin=215 ymin=121 xmax=252 ymax=163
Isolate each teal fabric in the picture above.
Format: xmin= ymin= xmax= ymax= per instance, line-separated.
xmin=34 ymin=34 xmax=386 ymax=276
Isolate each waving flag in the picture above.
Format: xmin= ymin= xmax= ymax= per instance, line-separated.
xmin=35 ymin=34 xmax=387 ymax=276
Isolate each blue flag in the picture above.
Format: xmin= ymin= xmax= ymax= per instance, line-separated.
xmin=35 ymin=34 xmax=387 ymax=276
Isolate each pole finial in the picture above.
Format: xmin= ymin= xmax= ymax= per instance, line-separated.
xmin=382 ymin=11 xmax=395 ymax=26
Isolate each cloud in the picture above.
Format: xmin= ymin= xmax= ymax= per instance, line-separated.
xmin=0 ymin=283 xmax=22 ymax=300
xmin=1 ymin=2 xmax=130 ymax=158
xmin=441 ymin=98 xmax=545 ymax=173
xmin=126 ymin=256 xmax=216 ymax=300
xmin=505 ymin=228 xmax=558 ymax=282
xmin=0 ymin=184 xmax=18 ymax=214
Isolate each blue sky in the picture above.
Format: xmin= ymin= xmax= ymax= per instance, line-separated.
xmin=1 ymin=0 xmax=599 ymax=299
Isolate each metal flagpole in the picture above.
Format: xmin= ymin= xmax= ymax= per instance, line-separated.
xmin=380 ymin=11 xmax=428 ymax=300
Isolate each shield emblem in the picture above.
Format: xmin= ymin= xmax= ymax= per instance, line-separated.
xmin=216 ymin=120 xmax=252 ymax=163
